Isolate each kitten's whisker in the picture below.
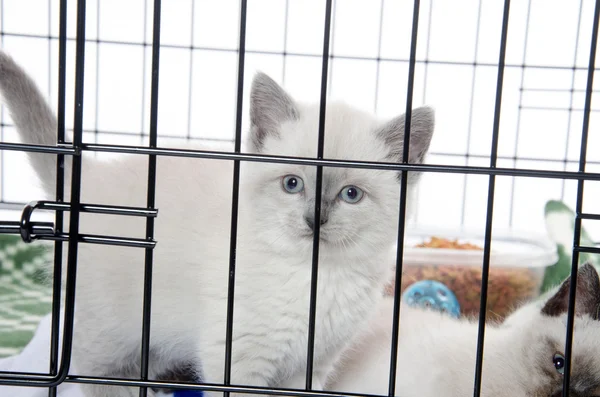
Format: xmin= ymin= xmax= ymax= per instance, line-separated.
xmin=340 ymin=236 xmax=350 ymax=253
xmin=347 ymin=234 xmax=375 ymax=259
xmin=265 ymin=226 xmax=290 ymax=249
xmin=345 ymin=232 xmax=372 ymax=253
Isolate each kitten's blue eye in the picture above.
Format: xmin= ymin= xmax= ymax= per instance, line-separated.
xmin=553 ymin=353 xmax=565 ymax=375
xmin=339 ymin=185 xmax=364 ymax=204
xmin=282 ymin=175 xmax=304 ymax=194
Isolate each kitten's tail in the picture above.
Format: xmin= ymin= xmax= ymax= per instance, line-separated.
xmin=0 ymin=50 xmax=61 ymax=193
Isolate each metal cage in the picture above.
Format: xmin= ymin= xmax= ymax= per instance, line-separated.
xmin=0 ymin=1 xmax=598 ymax=397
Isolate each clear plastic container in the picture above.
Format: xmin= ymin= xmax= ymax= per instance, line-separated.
xmin=384 ymin=226 xmax=559 ymax=320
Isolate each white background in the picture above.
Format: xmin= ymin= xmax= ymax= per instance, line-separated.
xmin=0 ymin=0 xmax=599 ymax=241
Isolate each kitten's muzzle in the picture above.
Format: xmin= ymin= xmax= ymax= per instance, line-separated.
xmin=304 ymin=214 xmax=328 ymax=231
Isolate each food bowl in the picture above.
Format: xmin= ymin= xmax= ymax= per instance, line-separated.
xmin=384 ymin=226 xmax=558 ymax=321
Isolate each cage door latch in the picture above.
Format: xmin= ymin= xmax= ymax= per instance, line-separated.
xmin=0 ymin=200 xmax=158 ymax=249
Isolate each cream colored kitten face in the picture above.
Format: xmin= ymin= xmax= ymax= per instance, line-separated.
xmin=243 ymin=74 xmax=434 ymax=260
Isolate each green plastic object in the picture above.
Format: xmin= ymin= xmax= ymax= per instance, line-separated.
xmin=541 ymin=200 xmax=600 ymax=294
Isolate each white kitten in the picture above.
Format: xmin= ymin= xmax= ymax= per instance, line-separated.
xmin=0 ymin=51 xmax=434 ymax=397
xmin=328 ymin=263 xmax=600 ymax=397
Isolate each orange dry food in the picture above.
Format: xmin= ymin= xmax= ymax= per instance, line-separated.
xmin=414 ymin=236 xmax=484 ymax=250
xmin=384 ymin=236 xmax=541 ymax=321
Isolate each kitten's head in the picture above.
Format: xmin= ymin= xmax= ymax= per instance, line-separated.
xmin=241 ymin=73 xmax=435 ymax=262
xmin=486 ymin=263 xmax=600 ymax=396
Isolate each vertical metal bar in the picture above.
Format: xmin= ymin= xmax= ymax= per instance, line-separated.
xmin=326 ymin=0 xmax=336 ymax=97
xmin=559 ymin=0 xmax=584 ymax=201
xmin=281 ymin=0 xmax=290 ymax=84
xmin=47 ymin=0 xmax=52 ymax=96
xmin=140 ymin=0 xmax=148 ymax=144
xmin=411 ymin=0 xmax=433 ymax=226
xmin=387 ymin=0 xmax=420 ymax=395
xmin=459 ymin=0 xmax=484 ymax=226
xmin=56 ymin=0 xmax=87 ymax=381
xmin=223 ymin=0 xmax=248 ymax=394
xmin=472 ymin=1 xmax=510 ymax=396
xmin=139 ymin=0 xmax=161 ymax=396
xmin=304 ymin=0 xmax=333 ymax=390
xmin=186 ymin=0 xmax=195 ymax=140
xmin=373 ymin=0 xmax=385 ymax=113
xmin=48 ymin=0 xmax=68 ymax=396
xmin=563 ymin=1 xmax=600 ymax=395
xmin=94 ymin=0 xmax=100 ymax=144
xmin=420 ymin=0 xmax=433 ymax=104
xmin=0 ymin=0 xmax=4 ymax=203
xmin=507 ymin=0 xmax=532 ymax=227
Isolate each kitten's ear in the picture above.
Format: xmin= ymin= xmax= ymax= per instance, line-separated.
xmin=541 ymin=263 xmax=600 ymax=320
xmin=249 ymin=72 xmax=299 ymax=152
xmin=376 ymin=106 xmax=435 ymax=180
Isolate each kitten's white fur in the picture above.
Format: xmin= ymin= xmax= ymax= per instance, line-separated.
xmin=328 ymin=264 xmax=600 ymax=396
xmin=0 ymin=51 xmax=435 ymax=397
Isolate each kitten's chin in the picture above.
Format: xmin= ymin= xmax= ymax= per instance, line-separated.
xmin=301 ymin=232 xmax=329 ymax=243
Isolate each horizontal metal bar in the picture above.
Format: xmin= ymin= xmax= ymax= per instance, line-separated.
xmin=45 ymin=233 xmax=156 ymax=249
xmin=0 ymin=371 xmax=51 ymax=381
xmin=521 ymin=87 xmax=600 ymax=93
xmin=0 ymin=372 xmax=383 ymax=397
xmin=37 ymin=201 xmax=158 ymax=217
xmin=0 ymin=142 xmax=76 ymax=155
xmin=574 ymin=245 xmax=600 ymax=254
xmin=1 ymin=122 xmax=597 ymax=168
xmin=0 ymin=222 xmax=155 ymax=248
xmin=579 ymin=213 xmax=600 ymax=220
xmin=3 ymin=31 xmax=600 ymax=72
xmin=2 ymin=119 xmax=598 ymax=168
xmin=0 ymin=371 xmax=376 ymax=397
xmin=521 ymin=105 xmax=600 ymax=112
xmin=80 ymin=203 xmax=157 ymax=217
xmin=0 ymin=201 xmax=157 ymax=217
xmin=0 ymin=121 xmax=233 ymax=145
xmin=0 ymin=221 xmax=54 ymax=236
xmin=81 ymin=143 xmax=600 ymax=181
xmin=66 ymin=375 xmax=381 ymax=397
xmin=428 ymin=151 xmax=600 ymax=166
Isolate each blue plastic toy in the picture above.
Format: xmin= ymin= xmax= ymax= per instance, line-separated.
xmin=402 ymin=280 xmax=461 ymax=318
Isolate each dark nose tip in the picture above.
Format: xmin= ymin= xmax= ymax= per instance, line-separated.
xmin=305 ymin=216 xmax=328 ymax=231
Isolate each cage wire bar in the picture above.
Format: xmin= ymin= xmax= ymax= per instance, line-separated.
xmin=185 ymin=0 xmax=194 ymax=141
xmin=459 ymin=0 xmax=484 ymax=227
xmin=305 ymin=0 xmax=333 ymax=391
xmin=563 ymin=0 xmax=600 ymax=396
xmin=0 ymin=0 xmax=156 ymax=389
xmin=557 ymin=1 xmax=584 ymax=204
xmin=0 ymin=1 xmax=599 ymax=397
xmin=0 ymin=0 xmax=4 ymax=206
xmin=138 ymin=0 xmax=162 ymax=396
xmin=387 ymin=0 xmax=420 ymax=395
xmin=223 ymin=0 xmax=248 ymax=396
xmin=472 ymin=0 xmax=511 ymax=395
xmin=76 ymin=143 xmax=600 ymax=181
xmin=48 ymin=0 xmax=68 ymax=396
xmin=1 ymin=28 xmax=600 ymax=70
xmin=372 ymin=0 xmax=386 ymax=114
xmin=59 ymin=0 xmax=86 ymax=388
xmin=140 ymin=0 xmax=149 ymax=144
xmin=507 ymin=0 xmax=533 ymax=228
xmin=0 ymin=0 xmax=87 ymax=388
